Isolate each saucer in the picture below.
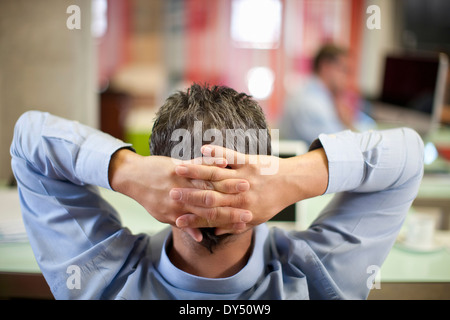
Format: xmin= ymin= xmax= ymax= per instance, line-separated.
xmin=395 ymin=239 xmax=445 ymax=254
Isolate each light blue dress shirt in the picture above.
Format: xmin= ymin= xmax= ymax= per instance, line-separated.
xmin=280 ymin=77 xmax=345 ymax=144
xmin=280 ymin=77 xmax=375 ymax=145
xmin=10 ymin=111 xmax=424 ymax=300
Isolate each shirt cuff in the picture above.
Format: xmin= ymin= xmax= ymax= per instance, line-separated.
xmin=76 ymin=132 xmax=133 ymax=190
xmin=315 ymin=131 xmax=365 ymax=194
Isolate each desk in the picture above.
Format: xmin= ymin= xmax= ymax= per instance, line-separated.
xmin=414 ymin=175 xmax=450 ymax=230
xmin=1 ymin=184 xmax=450 ymax=300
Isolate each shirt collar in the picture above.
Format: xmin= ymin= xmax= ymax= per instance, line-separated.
xmin=156 ymin=224 xmax=269 ymax=294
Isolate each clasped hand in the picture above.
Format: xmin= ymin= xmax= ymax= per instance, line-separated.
xmin=109 ymin=145 xmax=286 ymax=242
xmin=109 ymin=145 xmax=328 ymax=242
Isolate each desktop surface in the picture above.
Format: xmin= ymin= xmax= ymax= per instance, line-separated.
xmin=1 ymin=185 xmax=449 ymax=278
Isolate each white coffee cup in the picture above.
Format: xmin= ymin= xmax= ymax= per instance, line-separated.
xmin=405 ymin=212 xmax=437 ymax=250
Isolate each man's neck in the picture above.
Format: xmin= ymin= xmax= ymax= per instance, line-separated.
xmin=168 ymin=228 xmax=254 ymax=278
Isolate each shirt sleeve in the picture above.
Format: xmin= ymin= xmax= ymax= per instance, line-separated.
xmin=10 ymin=111 xmax=147 ymax=299
xmin=294 ymin=128 xmax=424 ymax=299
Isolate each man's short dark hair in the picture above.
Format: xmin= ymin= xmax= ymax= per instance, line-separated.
xmin=150 ymin=83 xmax=271 ymax=253
xmin=312 ymin=44 xmax=348 ymax=74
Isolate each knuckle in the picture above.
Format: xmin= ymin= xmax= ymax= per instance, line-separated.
xmin=236 ymin=193 xmax=248 ymax=208
xmin=205 ymin=207 xmax=218 ymax=222
xmin=187 ymin=166 xmax=199 ymax=179
xmin=185 ymin=190 xmax=195 ymax=203
xmin=229 ymin=209 xmax=241 ymax=223
xmin=208 ymin=167 xmax=217 ymax=181
xmin=226 ymin=181 xmax=237 ymax=193
xmin=203 ymin=190 xmax=215 ymax=207
xmin=209 ymin=167 xmax=224 ymax=182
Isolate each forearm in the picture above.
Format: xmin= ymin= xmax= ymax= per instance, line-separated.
xmin=11 ymin=111 xmax=130 ymax=189
xmin=279 ymin=148 xmax=329 ymax=205
xmin=273 ymin=127 xmax=423 ymax=216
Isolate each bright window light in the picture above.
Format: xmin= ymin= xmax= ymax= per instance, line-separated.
xmin=91 ymin=0 xmax=108 ymax=38
xmin=247 ymin=67 xmax=275 ymax=100
xmin=231 ymin=0 xmax=282 ymax=49
xmin=424 ymin=142 xmax=438 ymax=165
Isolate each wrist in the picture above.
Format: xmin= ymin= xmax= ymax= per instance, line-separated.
xmin=281 ymin=148 xmax=329 ymax=203
xmin=108 ymin=148 xmax=139 ymax=193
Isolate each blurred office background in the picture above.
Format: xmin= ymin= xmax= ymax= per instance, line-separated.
xmin=1 ymin=0 xmax=449 ymax=171
xmin=1 ymin=0 xmax=450 ymax=299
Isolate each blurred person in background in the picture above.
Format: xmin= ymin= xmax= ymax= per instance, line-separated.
xmin=280 ymin=44 xmax=374 ymax=144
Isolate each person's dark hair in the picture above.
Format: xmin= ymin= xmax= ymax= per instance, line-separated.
xmin=312 ymin=44 xmax=348 ymax=74
xmin=150 ymin=83 xmax=271 ymax=253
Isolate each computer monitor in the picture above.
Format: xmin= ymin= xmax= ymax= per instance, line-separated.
xmin=372 ymin=52 xmax=448 ymax=135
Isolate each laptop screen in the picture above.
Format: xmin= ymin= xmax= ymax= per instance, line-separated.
xmin=380 ymin=54 xmax=440 ymax=115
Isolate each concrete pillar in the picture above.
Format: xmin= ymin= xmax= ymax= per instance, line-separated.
xmin=0 ymin=0 xmax=97 ymax=181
